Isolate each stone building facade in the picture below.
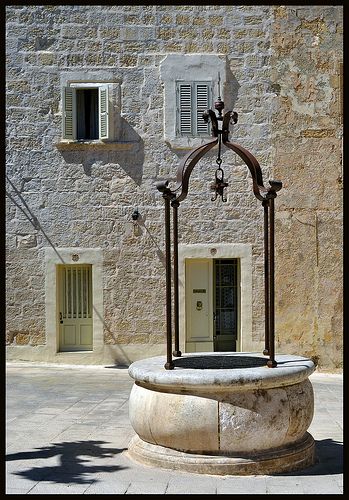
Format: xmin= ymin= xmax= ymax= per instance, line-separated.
xmin=6 ymin=5 xmax=343 ymax=370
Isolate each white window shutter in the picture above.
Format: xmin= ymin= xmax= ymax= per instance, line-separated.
xmin=99 ymin=86 xmax=109 ymax=140
xmin=63 ymin=87 xmax=76 ymax=140
xmin=195 ymin=83 xmax=210 ymax=135
xmin=178 ymin=83 xmax=192 ymax=135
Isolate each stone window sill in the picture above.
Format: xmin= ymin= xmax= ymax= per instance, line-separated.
xmin=55 ymin=140 xmax=136 ymax=151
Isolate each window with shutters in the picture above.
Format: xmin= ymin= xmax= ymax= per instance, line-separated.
xmin=160 ymin=54 xmax=226 ymax=148
xmin=62 ymin=83 xmax=110 ymax=141
xmin=176 ymin=82 xmax=211 ymax=137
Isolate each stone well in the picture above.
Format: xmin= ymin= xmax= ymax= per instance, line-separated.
xmin=127 ymin=352 xmax=316 ymax=475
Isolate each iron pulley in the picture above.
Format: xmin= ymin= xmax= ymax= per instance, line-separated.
xmin=211 ymin=160 xmax=228 ymax=202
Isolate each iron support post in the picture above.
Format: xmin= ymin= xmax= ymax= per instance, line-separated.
xmin=172 ymin=200 xmax=181 ymax=357
xmin=263 ymin=200 xmax=270 ymax=356
xmin=164 ymin=193 xmax=174 ymax=370
xmin=267 ymin=196 xmax=277 ymax=368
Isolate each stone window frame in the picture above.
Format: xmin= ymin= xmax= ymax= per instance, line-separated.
xmin=62 ymin=83 xmax=109 ymax=141
xmin=57 ymin=71 xmax=122 ymax=149
xmin=160 ymin=54 xmax=227 ymax=150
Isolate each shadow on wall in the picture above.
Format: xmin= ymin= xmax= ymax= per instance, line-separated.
xmin=58 ymin=117 xmax=144 ymax=186
xmin=224 ymin=65 xmax=240 ymax=112
xmin=6 ymin=177 xmax=134 ymax=365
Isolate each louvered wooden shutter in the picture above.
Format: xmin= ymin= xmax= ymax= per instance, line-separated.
xmin=177 ymin=82 xmax=211 ymax=137
xmin=195 ymin=83 xmax=210 ymax=135
xmin=178 ymin=83 xmax=192 ymax=135
xmin=63 ymin=87 xmax=76 ymax=139
xmin=99 ymin=86 xmax=109 ymax=140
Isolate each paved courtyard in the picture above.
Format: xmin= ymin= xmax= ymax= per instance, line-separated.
xmin=6 ymin=362 xmax=343 ymax=495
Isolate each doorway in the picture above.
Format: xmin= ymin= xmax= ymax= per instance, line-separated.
xmin=57 ymin=264 xmax=93 ymax=351
xmin=185 ymin=258 xmax=239 ymax=353
xmin=213 ymin=259 xmax=238 ymax=351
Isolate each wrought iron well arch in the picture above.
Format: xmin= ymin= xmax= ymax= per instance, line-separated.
xmin=156 ymin=92 xmax=282 ymax=370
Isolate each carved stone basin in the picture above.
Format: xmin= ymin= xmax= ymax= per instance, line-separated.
xmin=127 ymin=352 xmax=316 ymax=475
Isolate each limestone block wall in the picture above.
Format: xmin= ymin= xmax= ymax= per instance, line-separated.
xmin=5 ymin=5 xmax=342 ymax=370
xmin=270 ymin=6 xmax=343 ymax=370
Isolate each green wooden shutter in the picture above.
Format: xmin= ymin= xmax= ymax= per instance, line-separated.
xmin=99 ymin=86 xmax=109 ymax=140
xmin=195 ymin=83 xmax=210 ymax=135
xmin=178 ymin=83 xmax=192 ymax=135
xmin=63 ymin=87 xmax=76 ymax=140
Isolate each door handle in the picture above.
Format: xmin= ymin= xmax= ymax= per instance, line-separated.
xmin=59 ymin=312 xmax=63 ymax=324
xmin=213 ymin=312 xmax=216 ymax=321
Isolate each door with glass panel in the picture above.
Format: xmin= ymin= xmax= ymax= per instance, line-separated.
xmin=185 ymin=258 xmax=239 ymax=352
xmin=213 ymin=259 xmax=238 ymax=352
xmin=58 ymin=264 xmax=93 ymax=351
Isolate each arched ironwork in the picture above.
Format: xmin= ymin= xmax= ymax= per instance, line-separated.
xmin=156 ymin=93 xmax=282 ymax=370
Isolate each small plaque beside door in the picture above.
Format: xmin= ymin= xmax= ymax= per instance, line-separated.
xmin=193 ymin=289 xmax=206 ymax=293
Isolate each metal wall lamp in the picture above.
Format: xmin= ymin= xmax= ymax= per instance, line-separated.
xmin=132 ymin=208 xmax=140 ymax=221
xmin=131 ymin=208 xmax=141 ymax=236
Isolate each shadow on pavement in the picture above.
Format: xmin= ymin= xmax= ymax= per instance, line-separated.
xmin=6 ymin=440 xmax=127 ymax=484
xmin=274 ymin=439 xmax=343 ymax=476
xmin=104 ymin=365 xmax=129 ymax=369
xmin=6 ymin=438 xmax=342 ymax=482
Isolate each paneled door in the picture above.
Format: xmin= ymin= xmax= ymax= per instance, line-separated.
xmin=185 ymin=258 xmax=239 ymax=353
xmin=185 ymin=259 xmax=214 ymax=353
xmin=57 ymin=264 xmax=93 ymax=351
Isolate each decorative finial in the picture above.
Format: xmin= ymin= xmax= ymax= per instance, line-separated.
xmin=214 ymin=72 xmax=224 ymax=115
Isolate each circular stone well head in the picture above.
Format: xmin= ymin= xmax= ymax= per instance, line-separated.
xmin=127 ymin=353 xmax=316 ymax=475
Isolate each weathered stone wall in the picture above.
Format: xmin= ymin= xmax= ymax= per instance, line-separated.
xmin=270 ymin=6 xmax=343 ymax=371
xmin=6 ymin=5 xmax=342 ymax=370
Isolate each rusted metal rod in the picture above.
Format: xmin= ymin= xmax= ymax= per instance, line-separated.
xmin=172 ymin=200 xmax=181 ymax=357
xmin=267 ymin=196 xmax=277 ymax=368
xmin=164 ymin=193 xmax=174 ymax=370
xmin=263 ymin=200 xmax=270 ymax=356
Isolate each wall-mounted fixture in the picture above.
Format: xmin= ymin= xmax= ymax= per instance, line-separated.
xmin=132 ymin=208 xmax=140 ymax=221
xmin=131 ymin=208 xmax=141 ymax=236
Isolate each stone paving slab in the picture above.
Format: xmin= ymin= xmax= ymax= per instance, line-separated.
xmin=5 ymin=363 xmax=343 ymax=495
xmin=216 ymin=475 xmax=268 ymax=493
xmin=84 ymin=481 xmax=131 ymax=494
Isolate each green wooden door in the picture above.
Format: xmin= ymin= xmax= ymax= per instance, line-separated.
xmin=58 ymin=264 xmax=93 ymax=351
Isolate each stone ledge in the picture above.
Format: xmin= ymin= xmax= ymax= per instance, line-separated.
xmin=55 ymin=140 xmax=137 ymax=151
xmin=126 ymin=432 xmax=315 ymax=475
